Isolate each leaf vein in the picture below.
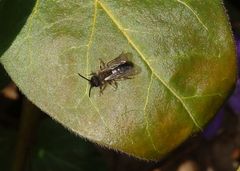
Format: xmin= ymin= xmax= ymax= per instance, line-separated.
xmin=176 ymin=0 xmax=208 ymax=31
xmin=143 ymin=73 xmax=160 ymax=154
xmin=88 ymin=96 xmax=110 ymax=130
xmin=98 ymin=0 xmax=202 ymax=130
xmin=182 ymin=93 xmax=223 ymax=100
xmin=84 ymin=0 xmax=98 ymax=93
xmin=85 ymin=0 xmax=111 ymax=132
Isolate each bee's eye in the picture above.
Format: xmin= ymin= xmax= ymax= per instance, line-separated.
xmin=91 ymin=76 xmax=100 ymax=87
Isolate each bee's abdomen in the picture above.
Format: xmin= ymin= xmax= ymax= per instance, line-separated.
xmin=114 ymin=61 xmax=134 ymax=74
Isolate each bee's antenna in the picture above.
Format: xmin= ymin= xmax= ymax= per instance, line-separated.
xmin=78 ymin=73 xmax=90 ymax=81
xmin=89 ymin=86 xmax=93 ymax=97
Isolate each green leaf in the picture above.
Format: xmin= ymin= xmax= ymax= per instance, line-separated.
xmin=28 ymin=119 xmax=107 ymax=171
xmin=0 ymin=0 xmax=236 ymax=160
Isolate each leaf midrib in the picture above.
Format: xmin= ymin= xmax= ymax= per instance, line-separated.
xmin=8 ymin=0 xmax=202 ymax=132
xmin=97 ymin=0 xmax=202 ymax=130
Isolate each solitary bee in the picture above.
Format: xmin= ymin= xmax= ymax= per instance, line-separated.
xmin=78 ymin=52 xmax=141 ymax=97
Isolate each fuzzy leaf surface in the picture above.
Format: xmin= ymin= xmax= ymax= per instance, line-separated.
xmin=0 ymin=0 xmax=236 ymax=160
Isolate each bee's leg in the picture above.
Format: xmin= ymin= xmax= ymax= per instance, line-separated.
xmin=99 ymin=59 xmax=106 ymax=70
xmin=99 ymin=86 xmax=103 ymax=95
xmin=124 ymin=76 xmax=134 ymax=79
xmin=99 ymin=84 xmax=107 ymax=95
xmin=113 ymin=81 xmax=118 ymax=90
xmin=109 ymin=81 xmax=118 ymax=90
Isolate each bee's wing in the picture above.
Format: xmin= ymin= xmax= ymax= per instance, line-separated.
xmin=105 ymin=63 xmax=141 ymax=81
xmin=106 ymin=52 xmax=132 ymax=69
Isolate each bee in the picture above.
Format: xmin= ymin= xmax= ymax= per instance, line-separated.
xmin=78 ymin=52 xmax=141 ymax=97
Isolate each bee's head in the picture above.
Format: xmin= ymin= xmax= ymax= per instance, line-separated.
xmin=87 ymin=74 xmax=100 ymax=97
xmin=78 ymin=73 xmax=101 ymax=97
xmin=90 ymin=74 xmax=101 ymax=87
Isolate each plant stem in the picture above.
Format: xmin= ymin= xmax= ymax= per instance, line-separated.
xmin=11 ymin=97 xmax=41 ymax=171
